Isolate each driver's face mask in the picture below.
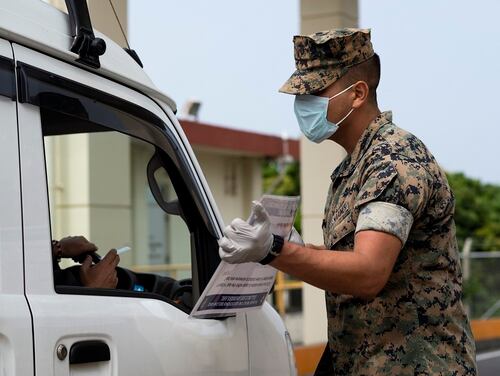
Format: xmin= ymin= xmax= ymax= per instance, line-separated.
xmin=294 ymin=83 xmax=355 ymax=143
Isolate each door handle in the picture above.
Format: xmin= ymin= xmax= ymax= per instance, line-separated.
xmin=69 ymin=340 xmax=110 ymax=364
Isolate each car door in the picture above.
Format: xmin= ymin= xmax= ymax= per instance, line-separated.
xmin=0 ymin=38 xmax=34 ymax=376
xmin=13 ymin=43 xmax=249 ymax=376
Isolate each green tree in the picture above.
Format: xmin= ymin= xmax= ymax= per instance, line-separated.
xmin=263 ymin=160 xmax=301 ymax=233
xmin=445 ymin=173 xmax=500 ymax=318
xmin=447 ymin=172 xmax=500 ymax=252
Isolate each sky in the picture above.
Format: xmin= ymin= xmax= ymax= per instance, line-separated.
xmin=129 ymin=1 xmax=500 ymax=184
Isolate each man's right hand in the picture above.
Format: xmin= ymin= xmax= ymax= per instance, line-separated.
xmin=219 ymin=201 xmax=274 ymax=264
xmin=80 ymin=249 xmax=120 ymax=288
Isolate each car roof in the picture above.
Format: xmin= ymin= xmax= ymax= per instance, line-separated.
xmin=0 ymin=0 xmax=177 ymax=112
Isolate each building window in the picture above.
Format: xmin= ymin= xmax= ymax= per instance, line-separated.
xmin=224 ymin=161 xmax=238 ymax=196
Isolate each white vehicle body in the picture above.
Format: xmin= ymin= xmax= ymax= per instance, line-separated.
xmin=0 ymin=1 xmax=295 ymax=375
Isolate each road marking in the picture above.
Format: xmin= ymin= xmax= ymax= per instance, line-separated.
xmin=477 ymin=349 xmax=500 ymax=362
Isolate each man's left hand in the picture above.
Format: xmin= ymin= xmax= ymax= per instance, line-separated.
xmin=59 ymin=235 xmax=98 ymax=259
xmin=219 ymin=201 xmax=273 ymax=264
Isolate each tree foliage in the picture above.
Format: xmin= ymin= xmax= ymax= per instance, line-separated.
xmin=263 ymin=160 xmax=301 ymax=233
xmin=446 ymin=173 xmax=500 ymax=318
xmin=447 ymin=172 xmax=500 ymax=252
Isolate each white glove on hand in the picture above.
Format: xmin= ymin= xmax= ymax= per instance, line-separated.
xmin=218 ymin=201 xmax=273 ymax=264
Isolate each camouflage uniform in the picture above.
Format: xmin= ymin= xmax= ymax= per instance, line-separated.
xmin=280 ymin=28 xmax=477 ymax=375
xmin=322 ymin=111 xmax=477 ymax=375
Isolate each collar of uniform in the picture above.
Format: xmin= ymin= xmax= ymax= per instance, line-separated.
xmin=330 ymin=111 xmax=393 ymax=180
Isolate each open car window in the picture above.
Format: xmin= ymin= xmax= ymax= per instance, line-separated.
xmin=17 ymin=61 xmax=220 ymax=311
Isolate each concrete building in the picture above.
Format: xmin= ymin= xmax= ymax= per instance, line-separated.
xmin=299 ymin=0 xmax=358 ymax=345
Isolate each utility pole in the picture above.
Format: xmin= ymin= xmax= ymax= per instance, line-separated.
xmin=462 ymin=237 xmax=473 ymax=317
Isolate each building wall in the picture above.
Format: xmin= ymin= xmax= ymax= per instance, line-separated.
xmin=45 ymin=0 xmax=128 ymax=47
xmin=194 ymin=147 xmax=264 ymax=225
xmin=300 ymin=0 xmax=358 ymax=345
xmin=88 ymin=0 xmax=128 ymax=47
xmin=46 ymin=132 xmax=133 ymax=267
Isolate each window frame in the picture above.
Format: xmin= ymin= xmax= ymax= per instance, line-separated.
xmin=0 ymin=55 xmax=16 ymax=100
xmin=16 ymin=60 xmax=220 ymax=306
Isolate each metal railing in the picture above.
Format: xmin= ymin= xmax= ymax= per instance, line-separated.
xmin=273 ymin=249 xmax=500 ymax=320
xmin=131 ymin=263 xmax=191 ymax=280
xmin=274 ymin=272 xmax=303 ymax=316
xmin=461 ymin=247 xmax=500 ymax=320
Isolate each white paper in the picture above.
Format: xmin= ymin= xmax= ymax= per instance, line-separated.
xmin=190 ymin=195 xmax=300 ymax=319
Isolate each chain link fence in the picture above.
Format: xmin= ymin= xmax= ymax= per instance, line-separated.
xmin=461 ymin=240 xmax=500 ymax=319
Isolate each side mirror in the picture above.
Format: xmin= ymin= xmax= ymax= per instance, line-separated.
xmin=147 ymin=151 xmax=185 ymax=220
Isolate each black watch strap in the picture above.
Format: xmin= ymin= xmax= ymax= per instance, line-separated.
xmin=259 ymin=234 xmax=284 ymax=265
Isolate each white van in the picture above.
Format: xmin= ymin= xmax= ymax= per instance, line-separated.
xmin=0 ymin=0 xmax=296 ymax=374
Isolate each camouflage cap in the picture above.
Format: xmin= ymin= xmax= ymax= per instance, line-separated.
xmin=279 ymin=28 xmax=374 ymax=95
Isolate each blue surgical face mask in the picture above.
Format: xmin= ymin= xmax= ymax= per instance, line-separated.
xmin=294 ymin=83 xmax=355 ymax=143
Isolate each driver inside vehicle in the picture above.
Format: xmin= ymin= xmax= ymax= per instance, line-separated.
xmin=51 ymin=236 xmax=194 ymax=310
xmin=51 ymin=236 xmax=120 ymax=288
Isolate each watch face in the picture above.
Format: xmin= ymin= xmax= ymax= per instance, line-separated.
xmin=260 ymin=235 xmax=284 ymax=265
xmin=271 ymin=235 xmax=284 ymax=255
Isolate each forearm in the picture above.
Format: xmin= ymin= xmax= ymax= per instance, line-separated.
xmin=269 ymin=241 xmax=382 ymax=298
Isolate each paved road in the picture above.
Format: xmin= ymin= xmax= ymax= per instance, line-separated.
xmin=477 ymin=349 xmax=500 ymax=375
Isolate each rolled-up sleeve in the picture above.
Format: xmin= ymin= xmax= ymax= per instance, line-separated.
xmin=355 ymin=201 xmax=414 ymax=246
xmin=352 ymin=152 xmax=432 ymax=247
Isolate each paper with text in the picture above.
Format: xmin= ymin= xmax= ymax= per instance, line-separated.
xmin=190 ymin=195 xmax=300 ymax=319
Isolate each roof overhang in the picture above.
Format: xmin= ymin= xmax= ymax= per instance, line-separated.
xmin=180 ymin=120 xmax=300 ymax=160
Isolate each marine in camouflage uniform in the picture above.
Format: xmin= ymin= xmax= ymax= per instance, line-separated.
xmin=280 ymin=29 xmax=477 ymax=375
xmin=321 ymin=111 xmax=476 ymax=374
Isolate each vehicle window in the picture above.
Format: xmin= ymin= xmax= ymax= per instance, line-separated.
xmin=46 ymin=130 xmax=191 ymax=272
xmin=19 ymin=62 xmax=220 ymax=311
xmin=44 ymin=127 xmax=193 ymax=304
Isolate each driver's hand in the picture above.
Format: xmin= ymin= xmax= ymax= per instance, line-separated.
xmin=59 ymin=235 xmax=98 ymax=259
xmin=80 ymin=249 xmax=120 ymax=289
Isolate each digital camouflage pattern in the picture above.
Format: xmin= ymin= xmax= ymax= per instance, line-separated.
xmin=321 ymin=111 xmax=477 ymax=375
xmin=279 ymin=28 xmax=374 ymax=95
xmin=355 ymin=201 xmax=414 ymax=245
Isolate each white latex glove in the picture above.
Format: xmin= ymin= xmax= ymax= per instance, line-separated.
xmin=218 ymin=201 xmax=273 ymax=264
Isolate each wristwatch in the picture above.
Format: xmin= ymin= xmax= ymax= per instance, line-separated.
xmin=259 ymin=234 xmax=284 ymax=265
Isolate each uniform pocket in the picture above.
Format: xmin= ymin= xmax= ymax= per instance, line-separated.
xmin=327 ymin=212 xmax=355 ymax=248
xmin=354 ymin=166 xmax=398 ymax=210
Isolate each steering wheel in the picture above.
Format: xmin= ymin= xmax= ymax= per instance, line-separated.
xmin=120 ymin=268 xmax=192 ymax=304
xmin=118 ymin=268 xmax=192 ymax=303
xmin=166 ymin=278 xmax=193 ymax=309
xmin=168 ymin=279 xmax=192 ymax=300
xmin=115 ymin=267 xmax=136 ymax=290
